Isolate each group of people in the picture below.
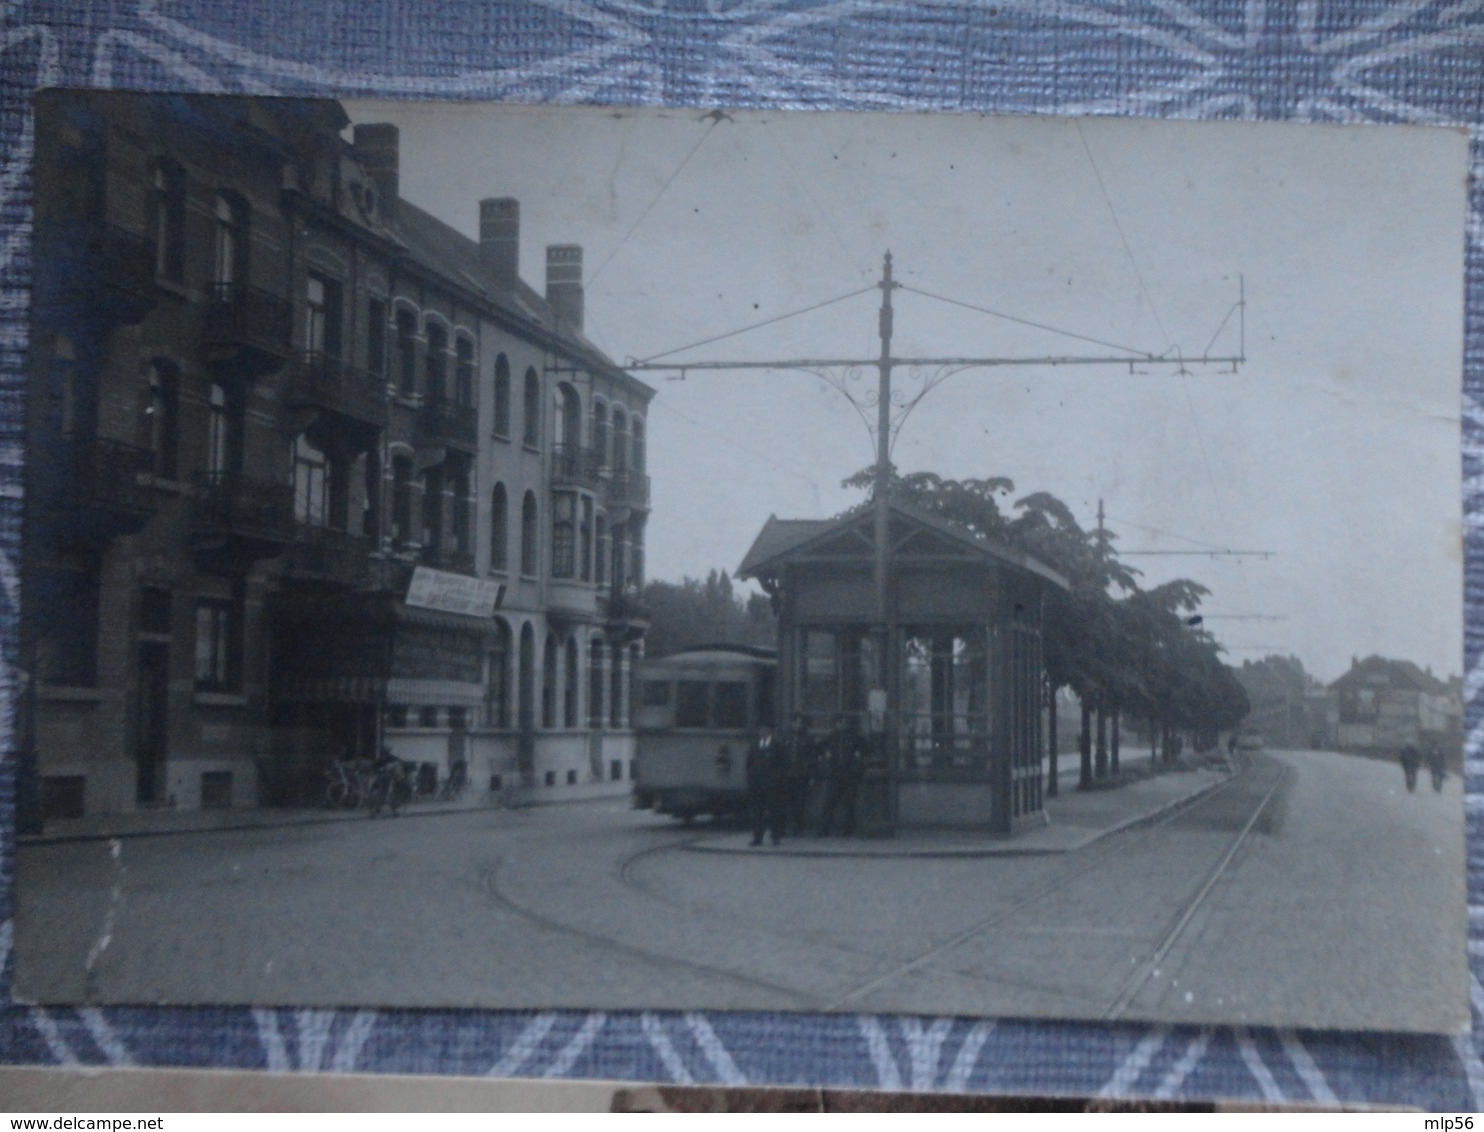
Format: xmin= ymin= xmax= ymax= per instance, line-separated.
xmin=1398 ymin=742 xmax=1448 ymax=793
xmin=746 ymin=712 xmax=869 ymax=846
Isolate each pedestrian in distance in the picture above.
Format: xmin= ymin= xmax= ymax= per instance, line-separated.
xmin=782 ymin=711 xmax=816 ymax=837
xmin=1427 ymin=743 xmax=1447 ymax=793
xmin=818 ymin=712 xmax=865 ymax=838
xmin=1398 ymin=742 xmax=1422 ymax=793
xmin=746 ymin=726 xmax=785 ymax=846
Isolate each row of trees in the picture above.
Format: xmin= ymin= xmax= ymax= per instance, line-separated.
xmin=843 ymin=469 xmax=1250 ymax=789
xmin=640 ymin=569 xmax=775 ymax=660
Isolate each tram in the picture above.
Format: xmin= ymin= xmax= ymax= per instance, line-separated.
xmin=633 ymin=643 xmax=777 ymax=822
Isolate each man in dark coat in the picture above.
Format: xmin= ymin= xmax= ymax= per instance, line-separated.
xmin=1399 ymin=742 xmax=1422 ymax=792
xmin=1426 ymin=743 xmax=1447 ymax=793
xmin=746 ymin=726 xmax=784 ymax=846
xmin=818 ymin=713 xmax=864 ymax=837
xmin=781 ymin=712 xmax=816 ymax=837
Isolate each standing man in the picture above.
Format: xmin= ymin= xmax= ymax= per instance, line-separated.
xmin=782 ymin=712 xmax=816 ymax=837
xmin=746 ymin=726 xmax=784 ymax=846
xmin=818 ymin=713 xmax=864 ymax=837
xmin=1426 ymin=743 xmax=1447 ymax=793
xmin=1399 ymin=741 xmax=1422 ymax=793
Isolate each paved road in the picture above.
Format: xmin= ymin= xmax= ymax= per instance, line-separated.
xmin=13 ymin=748 xmax=1466 ymax=1031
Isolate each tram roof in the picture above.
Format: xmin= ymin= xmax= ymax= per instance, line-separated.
xmin=737 ymin=497 xmax=1069 ymax=590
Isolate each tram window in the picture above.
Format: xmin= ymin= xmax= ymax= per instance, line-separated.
xmin=714 ymin=682 xmax=748 ymax=729
xmin=676 ymin=680 xmax=709 ymax=728
xmin=642 ymin=681 xmax=671 ymax=707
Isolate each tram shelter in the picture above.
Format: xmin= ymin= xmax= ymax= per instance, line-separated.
xmin=739 ymin=499 xmax=1068 ymax=836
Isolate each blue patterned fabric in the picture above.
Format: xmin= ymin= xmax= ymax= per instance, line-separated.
xmin=2 ymin=1 xmax=1483 ymax=1110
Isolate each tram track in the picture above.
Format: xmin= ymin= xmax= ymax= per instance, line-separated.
xmin=476 ymin=753 xmax=1290 ymax=1017
xmin=824 ymin=752 xmax=1290 ymax=1012
xmin=476 ymin=843 xmax=822 ymax=1008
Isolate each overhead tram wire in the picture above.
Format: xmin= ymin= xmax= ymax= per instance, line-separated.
xmin=629 ymin=285 xmax=879 ymax=368
xmin=896 ymin=284 xmax=1155 ymax=358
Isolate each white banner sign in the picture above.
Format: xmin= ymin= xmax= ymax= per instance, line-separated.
xmin=404 ymin=565 xmax=503 ymax=618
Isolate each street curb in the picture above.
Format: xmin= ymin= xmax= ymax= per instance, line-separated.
xmin=683 ymin=766 xmax=1240 ymax=861
xmin=15 ymin=791 xmax=634 ymax=848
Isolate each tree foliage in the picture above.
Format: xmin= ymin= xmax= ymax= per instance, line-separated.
xmin=844 ymin=466 xmax=1250 ymax=744
xmin=641 ymin=569 xmax=775 ymax=659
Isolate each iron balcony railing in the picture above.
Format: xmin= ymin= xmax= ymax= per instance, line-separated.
xmin=606 ymin=470 xmax=651 ymax=508
xmin=415 ymin=398 xmax=478 ymax=450
xmin=284 ymin=351 xmax=388 ymax=425
xmin=551 ymin=444 xmax=603 ymax=488
xmin=285 ymin=524 xmax=374 ymax=587
xmin=192 ymin=470 xmax=295 ymax=544
xmin=203 ymin=282 xmax=292 ymax=365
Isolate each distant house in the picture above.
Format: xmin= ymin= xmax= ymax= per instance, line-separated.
xmin=1328 ymin=655 xmax=1461 ymax=756
xmin=1235 ymin=655 xmax=1328 ymax=749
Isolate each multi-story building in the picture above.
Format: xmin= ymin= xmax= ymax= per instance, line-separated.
xmin=24 ymin=91 xmax=653 ymax=821
xmin=1328 ymin=654 xmax=1461 ymax=757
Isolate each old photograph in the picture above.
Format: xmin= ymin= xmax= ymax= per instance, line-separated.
xmin=13 ymin=92 xmax=1469 ymax=1032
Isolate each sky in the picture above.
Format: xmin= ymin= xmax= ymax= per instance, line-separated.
xmin=347 ymin=102 xmax=1468 ymax=685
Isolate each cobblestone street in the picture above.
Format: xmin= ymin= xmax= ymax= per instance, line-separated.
xmin=14 ymin=749 xmax=1466 ymax=1032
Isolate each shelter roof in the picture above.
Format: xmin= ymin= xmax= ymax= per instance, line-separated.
xmin=737 ymin=498 xmax=1068 ymax=590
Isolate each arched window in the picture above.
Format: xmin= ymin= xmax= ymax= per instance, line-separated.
xmin=564 ymin=636 xmax=579 ymax=728
xmin=455 ymin=336 xmax=475 ymax=407
xmin=493 ymin=354 xmax=511 ymax=438
xmin=420 ymin=465 xmax=443 ymax=553
xmin=631 ymin=417 xmax=645 ymax=475
xmin=520 ymin=490 xmax=538 ymax=576
xmin=391 ymin=454 xmax=413 ymax=544
xmin=609 ymin=641 xmax=624 ymax=728
xmin=522 ymin=367 xmax=541 ymax=448
xmin=588 ymin=637 xmax=605 ymax=728
xmin=611 ymin=408 xmax=628 ymax=475
xmin=490 ymin=482 xmax=508 ymax=572
xmin=551 ymin=491 xmax=576 ymax=579
xmin=487 ymin=618 xmax=511 ymax=730
xmin=555 ymin=383 xmax=581 ymax=447
xmin=153 ymin=160 xmax=185 ymax=283
xmin=207 ymin=382 xmax=233 ymax=476
xmin=144 ymin=360 xmax=180 ymax=479
xmin=450 ymin=464 xmax=471 ymax=560
xmin=395 ymin=310 xmax=417 ymax=397
xmin=580 ymin=496 xmax=593 ymax=583
xmin=595 ymin=515 xmax=609 ymax=587
xmin=212 ymin=192 xmax=247 ymax=289
xmin=592 ymin=401 xmax=609 ymax=468
xmin=542 ymin=632 xmax=558 ymax=729
xmin=425 ymin=320 xmax=447 ymax=402
xmin=518 ymin=623 xmax=535 ymax=732
xmin=292 ymin=433 xmax=328 ymax=526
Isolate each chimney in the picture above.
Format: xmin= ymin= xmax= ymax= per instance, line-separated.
xmin=353 ymin=123 xmax=399 ymax=207
xmin=546 ymin=244 xmax=583 ymax=333
xmin=479 ymin=197 xmax=520 ymax=283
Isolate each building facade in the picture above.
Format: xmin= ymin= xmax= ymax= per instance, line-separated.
xmin=25 ymin=92 xmax=653 ymax=820
xmin=1328 ymin=654 xmax=1461 ymax=757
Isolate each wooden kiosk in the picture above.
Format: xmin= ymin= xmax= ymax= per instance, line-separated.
xmin=739 ymin=498 xmax=1068 ymax=836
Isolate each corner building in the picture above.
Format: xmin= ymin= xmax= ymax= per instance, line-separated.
xmin=25 ymin=93 xmax=653 ymax=819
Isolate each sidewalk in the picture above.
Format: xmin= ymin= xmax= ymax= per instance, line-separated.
xmin=687 ymin=758 xmax=1232 ymax=859
xmin=17 ymin=781 xmax=626 ymax=846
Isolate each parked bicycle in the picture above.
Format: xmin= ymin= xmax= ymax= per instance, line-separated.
xmin=367 ymin=751 xmax=415 ymax=818
xmin=438 ymin=758 xmax=469 ymax=802
xmin=324 ymin=757 xmax=376 ymax=810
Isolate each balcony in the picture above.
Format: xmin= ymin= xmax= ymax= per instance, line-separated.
xmin=284 ymin=351 xmax=388 ymax=427
xmin=606 ymin=471 xmax=651 ymax=510
xmin=551 ymin=444 xmax=603 ymax=489
xmin=285 ymin=525 xmax=374 ymax=588
xmin=202 ymin=283 xmax=292 ymax=377
xmin=45 ymin=437 xmax=160 ymax=548
xmin=191 ymin=470 xmax=295 ymax=568
xmin=415 ymin=399 xmax=478 ymax=454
